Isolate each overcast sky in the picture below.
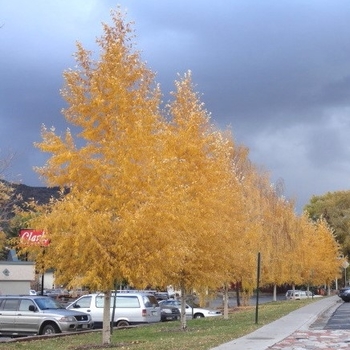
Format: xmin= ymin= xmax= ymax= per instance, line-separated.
xmin=2 ymin=1 xmax=350 ymax=212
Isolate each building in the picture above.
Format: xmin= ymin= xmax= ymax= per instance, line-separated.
xmin=0 ymin=249 xmax=35 ymax=295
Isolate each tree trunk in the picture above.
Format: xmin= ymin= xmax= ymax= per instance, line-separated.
xmin=235 ymin=282 xmax=241 ymax=307
xmin=273 ymin=284 xmax=277 ymax=301
xmin=180 ymin=285 xmax=187 ymax=330
xmin=292 ymin=283 xmax=296 ymax=299
xmin=223 ymin=283 xmax=229 ymax=319
xmin=111 ymin=286 xmax=117 ymax=334
xmin=102 ymin=291 xmax=111 ymax=345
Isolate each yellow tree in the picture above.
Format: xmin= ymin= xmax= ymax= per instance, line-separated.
xmin=314 ymin=218 xmax=343 ymax=290
xmin=299 ymin=215 xmax=342 ymax=292
xmin=128 ymin=71 xmax=242 ymax=328
xmin=30 ymin=9 xmax=240 ymax=339
xmin=282 ymin=214 xmax=308 ymax=289
xmin=144 ymin=71 xmax=233 ymax=329
xmin=297 ymin=213 xmax=319 ymax=291
xmin=221 ymin=146 xmax=263 ymax=308
xmin=260 ymin=185 xmax=297 ymax=300
xmin=32 ymin=9 xmax=163 ymax=344
xmin=213 ymin=140 xmax=248 ymax=317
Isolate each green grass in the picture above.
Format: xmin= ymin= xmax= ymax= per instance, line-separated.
xmin=0 ymin=299 xmax=318 ymax=350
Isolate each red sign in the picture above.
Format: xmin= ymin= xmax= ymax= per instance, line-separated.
xmin=19 ymin=229 xmax=50 ymax=247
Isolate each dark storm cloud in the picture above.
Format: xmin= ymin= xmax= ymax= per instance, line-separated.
xmin=1 ymin=0 xmax=350 ymax=212
xmin=126 ymin=0 xmax=350 ymax=157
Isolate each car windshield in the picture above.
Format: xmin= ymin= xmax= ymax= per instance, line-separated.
xmin=144 ymin=295 xmax=159 ymax=307
xmin=35 ymin=297 xmax=65 ymax=310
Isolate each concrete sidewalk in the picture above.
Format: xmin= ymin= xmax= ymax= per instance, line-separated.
xmin=211 ymin=295 xmax=340 ymax=350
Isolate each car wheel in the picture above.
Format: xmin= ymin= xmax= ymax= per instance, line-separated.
xmin=193 ymin=313 xmax=204 ymax=319
xmin=41 ymin=323 xmax=60 ymax=335
xmin=116 ymin=320 xmax=130 ymax=327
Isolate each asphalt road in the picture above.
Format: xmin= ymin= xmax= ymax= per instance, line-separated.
xmin=208 ymin=293 xmax=286 ymax=309
xmin=324 ymin=301 xmax=350 ymax=330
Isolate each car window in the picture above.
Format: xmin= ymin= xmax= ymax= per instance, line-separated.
xmin=76 ymin=296 xmax=92 ymax=308
xmin=35 ymin=297 xmax=64 ymax=310
xmin=2 ymin=299 xmax=19 ymax=311
xmin=143 ymin=296 xmax=152 ymax=307
xmin=96 ymin=295 xmax=141 ymax=308
xmin=95 ymin=296 xmax=104 ymax=308
xmin=143 ymin=295 xmax=158 ymax=307
xmin=19 ymin=299 xmax=35 ymax=311
xmin=116 ymin=296 xmax=140 ymax=308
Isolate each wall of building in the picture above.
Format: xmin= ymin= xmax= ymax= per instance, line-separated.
xmin=0 ymin=261 xmax=35 ymax=295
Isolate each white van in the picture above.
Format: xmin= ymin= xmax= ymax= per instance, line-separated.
xmin=66 ymin=292 xmax=160 ymax=328
xmin=285 ymin=290 xmax=312 ymax=300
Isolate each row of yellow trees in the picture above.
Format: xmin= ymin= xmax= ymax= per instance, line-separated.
xmin=16 ymin=9 xmax=343 ymax=343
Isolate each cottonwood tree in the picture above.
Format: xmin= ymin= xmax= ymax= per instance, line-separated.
xmin=298 ymin=215 xmax=342 ymax=292
xmin=219 ymin=144 xmax=262 ymax=312
xmin=259 ymin=182 xmax=297 ymax=301
xmin=32 ymin=9 xmax=163 ymax=345
xmin=210 ymin=139 xmax=248 ymax=318
xmin=30 ymin=8 xmax=239 ymax=341
xmin=234 ymin=165 xmax=271 ymax=305
xmin=313 ymin=219 xmax=343 ymax=290
xmin=138 ymin=71 xmax=233 ymax=329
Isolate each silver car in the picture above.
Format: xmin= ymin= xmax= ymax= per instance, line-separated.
xmin=158 ymin=299 xmax=222 ymax=318
xmin=0 ymin=295 xmax=93 ymax=336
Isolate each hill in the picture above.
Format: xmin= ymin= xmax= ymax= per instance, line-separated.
xmin=11 ymin=183 xmax=63 ymax=205
xmin=0 ymin=182 xmax=64 ymax=260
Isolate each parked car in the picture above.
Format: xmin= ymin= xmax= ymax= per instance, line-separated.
xmin=285 ymin=290 xmax=313 ymax=300
xmin=69 ymin=288 xmax=90 ymax=298
xmin=66 ymin=292 xmax=161 ymax=328
xmin=158 ymin=299 xmax=222 ymax=319
xmin=160 ymin=303 xmax=180 ymax=321
xmin=0 ymin=295 xmax=93 ymax=336
xmin=154 ymin=292 xmax=169 ymax=301
xmin=45 ymin=288 xmax=70 ymax=299
xmin=338 ymin=287 xmax=350 ymax=302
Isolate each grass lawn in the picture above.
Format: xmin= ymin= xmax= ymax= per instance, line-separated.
xmin=0 ymin=299 xmax=319 ymax=350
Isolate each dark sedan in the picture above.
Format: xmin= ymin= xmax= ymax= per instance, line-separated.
xmin=160 ymin=303 xmax=180 ymax=322
xmin=339 ymin=287 xmax=350 ymax=302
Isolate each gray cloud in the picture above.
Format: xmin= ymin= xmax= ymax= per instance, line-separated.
xmin=2 ymin=0 xmax=350 ymax=212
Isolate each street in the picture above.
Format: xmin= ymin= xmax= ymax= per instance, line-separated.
xmin=324 ymin=300 xmax=350 ymax=329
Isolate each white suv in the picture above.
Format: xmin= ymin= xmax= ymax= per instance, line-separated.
xmin=0 ymin=295 xmax=93 ymax=336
